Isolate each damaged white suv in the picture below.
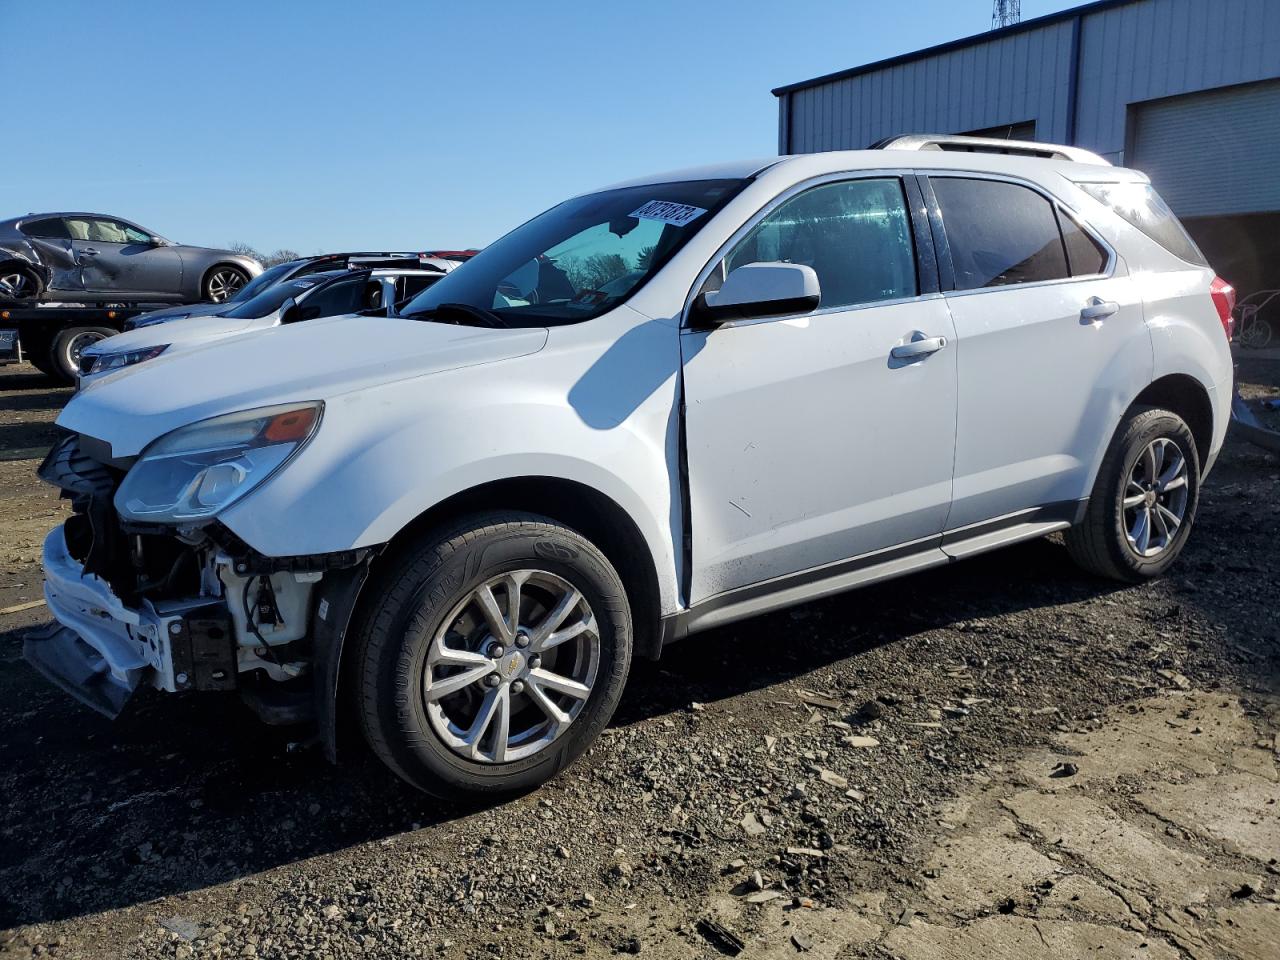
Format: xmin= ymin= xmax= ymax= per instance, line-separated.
xmin=31 ymin=136 xmax=1235 ymax=799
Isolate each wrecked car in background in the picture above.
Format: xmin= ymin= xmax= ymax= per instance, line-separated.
xmin=0 ymin=213 xmax=262 ymax=303
xmin=77 ymin=263 xmax=453 ymax=383
xmin=28 ymin=136 xmax=1234 ymax=800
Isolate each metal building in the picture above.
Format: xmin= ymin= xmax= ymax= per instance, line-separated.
xmin=773 ymin=0 xmax=1280 ymax=294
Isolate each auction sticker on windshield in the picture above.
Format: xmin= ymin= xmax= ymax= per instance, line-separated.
xmin=630 ymin=200 xmax=707 ymax=227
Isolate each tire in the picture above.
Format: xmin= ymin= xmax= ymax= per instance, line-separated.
xmin=203 ymin=265 xmax=249 ymax=303
xmin=49 ymin=326 xmax=116 ymax=384
xmin=1065 ymin=406 xmax=1201 ymax=582
xmin=353 ymin=512 xmax=632 ymax=800
xmin=0 ymin=265 xmax=42 ymax=302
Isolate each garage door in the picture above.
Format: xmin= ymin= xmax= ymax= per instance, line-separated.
xmin=1129 ymin=80 xmax=1280 ymax=218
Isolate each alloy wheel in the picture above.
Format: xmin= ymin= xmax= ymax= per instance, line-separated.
xmin=206 ymin=268 xmax=246 ymax=302
xmin=423 ymin=570 xmax=599 ymax=764
xmin=0 ymin=271 xmax=36 ymax=300
xmin=1123 ymin=437 xmax=1189 ymax=557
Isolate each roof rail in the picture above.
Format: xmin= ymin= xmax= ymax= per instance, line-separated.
xmin=873 ymin=134 xmax=1110 ymax=166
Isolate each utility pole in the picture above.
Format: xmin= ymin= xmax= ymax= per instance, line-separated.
xmin=992 ymin=0 xmax=1021 ymax=29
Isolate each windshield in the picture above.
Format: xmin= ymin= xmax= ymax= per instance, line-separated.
xmin=228 ymin=260 xmax=299 ymax=303
xmin=221 ymin=274 xmax=338 ymax=319
xmin=399 ymin=178 xmax=747 ymax=326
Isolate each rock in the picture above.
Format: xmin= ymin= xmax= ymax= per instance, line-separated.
xmin=725 ymin=858 xmax=747 ymax=873
xmin=1049 ymin=761 xmax=1079 ymax=779
xmin=745 ymin=890 xmax=785 ymax=904
xmin=843 ymin=735 xmax=880 ymax=749
xmin=322 ymin=905 xmax=341 ymax=921
xmin=748 ymin=870 xmax=766 ymax=892
xmin=161 ymin=917 xmax=201 ymax=941
xmin=740 ymin=812 xmax=767 ymax=837
xmin=696 ymin=918 xmax=745 ymax=955
xmin=556 ymin=845 xmax=570 ymax=859
xmin=799 ymin=691 xmax=842 ymax=710
xmin=817 ymin=769 xmax=848 ymax=788
xmin=791 ymin=931 xmax=813 ymax=952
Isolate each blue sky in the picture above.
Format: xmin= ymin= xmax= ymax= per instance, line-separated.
xmin=2 ymin=0 xmax=1078 ymax=254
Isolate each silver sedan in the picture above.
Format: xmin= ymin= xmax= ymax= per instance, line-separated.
xmin=0 ymin=212 xmax=262 ymax=303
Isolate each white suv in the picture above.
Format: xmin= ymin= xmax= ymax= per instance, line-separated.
xmin=31 ymin=136 xmax=1235 ymax=799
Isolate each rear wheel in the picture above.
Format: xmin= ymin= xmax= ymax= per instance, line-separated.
xmin=49 ymin=326 xmax=115 ymax=384
xmin=1065 ymin=406 xmax=1200 ymax=581
xmin=354 ymin=512 xmax=632 ymax=800
xmin=203 ymin=265 xmax=249 ymax=302
xmin=0 ymin=266 xmax=41 ymax=302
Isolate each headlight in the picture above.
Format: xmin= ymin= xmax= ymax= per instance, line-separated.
xmin=115 ymin=401 xmax=322 ymax=524
xmin=86 ymin=343 xmax=170 ymax=375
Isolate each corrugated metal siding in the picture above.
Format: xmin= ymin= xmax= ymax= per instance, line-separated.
xmin=1130 ymin=80 xmax=1280 ymax=216
xmin=1074 ymin=0 xmax=1280 ymax=160
xmin=785 ymin=18 xmax=1076 ymax=153
xmin=781 ymin=0 xmax=1280 ymax=161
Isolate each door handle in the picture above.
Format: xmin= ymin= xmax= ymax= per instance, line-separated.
xmin=890 ymin=333 xmax=947 ymax=360
xmin=1080 ymin=297 xmax=1118 ymax=322
xmin=80 ymin=248 xmax=99 ymax=256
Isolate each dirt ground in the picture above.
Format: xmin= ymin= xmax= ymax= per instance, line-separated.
xmin=1 ymin=358 xmax=1277 ymax=960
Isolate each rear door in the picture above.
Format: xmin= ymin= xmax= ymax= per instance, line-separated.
xmin=925 ymin=174 xmax=1150 ymax=536
xmin=681 ymin=174 xmax=957 ymax=603
xmin=66 ymin=217 xmax=185 ymax=297
xmin=18 ymin=217 xmax=81 ymax=294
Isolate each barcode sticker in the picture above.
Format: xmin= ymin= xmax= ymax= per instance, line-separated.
xmin=630 ymin=200 xmax=708 ymax=227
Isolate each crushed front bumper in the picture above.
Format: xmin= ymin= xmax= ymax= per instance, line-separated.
xmin=25 ymin=526 xmax=235 ymax=717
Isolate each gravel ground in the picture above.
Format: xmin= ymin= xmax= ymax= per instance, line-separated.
xmin=0 ymin=358 xmax=1277 ymax=959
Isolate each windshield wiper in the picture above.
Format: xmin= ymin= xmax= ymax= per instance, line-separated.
xmin=414 ymin=302 xmax=510 ymax=329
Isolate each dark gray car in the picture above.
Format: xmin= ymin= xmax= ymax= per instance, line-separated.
xmin=0 ymin=213 xmax=262 ymax=303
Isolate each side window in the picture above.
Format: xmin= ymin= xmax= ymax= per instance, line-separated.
xmin=69 ymin=218 xmax=130 ymax=243
xmin=20 ymin=218 xmax=70 ymax=240
xmin=295 ymin=278 xmax=364 ymax=320
xmin=1059 ymin=210 xmax=1108 ymax=276
xmin=932 ymin=178 xmax=1069 ymax=290
xmin=710 ymin=178 xmax=917 ymax=310
xmin=398 ymin=274 xmax=439 ymax=301
xmin=120 ymin=223 xmax=152 ymax=244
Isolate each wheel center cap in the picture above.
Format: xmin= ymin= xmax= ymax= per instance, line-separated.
xmin=1144 ymin=490 xmax=1158 ymax=507
xmin=501 ymin=651 xmax=526 ymax=681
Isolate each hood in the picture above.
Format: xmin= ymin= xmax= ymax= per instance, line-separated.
xmin=59 ymin=315 xmax=549 ymax=457
xmin=125 ymin=302 xmax=230 ymax=328
xmin=88 ymin=311 xmax=266 ymax=356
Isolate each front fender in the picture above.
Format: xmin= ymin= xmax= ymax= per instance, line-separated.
xmin=219 ymin=313 xmax=685 ymax=612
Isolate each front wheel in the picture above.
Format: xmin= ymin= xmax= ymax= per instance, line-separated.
xmin=1065 ymin=406 xmax=1201 ymax=581
xmin=203 ymin=265 xmax=249 ymax=302
xmin=353 ymin=513 xmax=632 ymax=800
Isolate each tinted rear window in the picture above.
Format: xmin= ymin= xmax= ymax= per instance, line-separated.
xmin=932 ymin=178 xmax=1069 ymax=290
xmin=1078 ymin=182 xmax=1207 ymax=266
xmin=21 ymin=217 xmax=69 ymax=240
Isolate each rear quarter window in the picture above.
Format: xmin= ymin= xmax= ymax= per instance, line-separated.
xmin=1078 ymin=182 xmax=1207 ymax=266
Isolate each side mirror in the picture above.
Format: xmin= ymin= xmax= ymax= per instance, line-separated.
xmin=691 ymin=262 xmax=820 ymax=326
xmin=278 ymin=297 xmax=299 ymax=324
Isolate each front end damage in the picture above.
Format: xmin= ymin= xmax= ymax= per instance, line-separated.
xmin=28 ymin=432 xmax=372 ymax=742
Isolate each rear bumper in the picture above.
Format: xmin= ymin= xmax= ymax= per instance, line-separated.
xmin=26 ymin=526 xmax=233 ymax=717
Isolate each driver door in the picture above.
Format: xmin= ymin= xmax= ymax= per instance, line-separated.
xmin=65 ymin=217 xmax=184 ymax=297
xmin=681 ymin=176 xmax=958 ymax=604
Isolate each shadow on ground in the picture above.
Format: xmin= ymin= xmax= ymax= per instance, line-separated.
xmin=0 ymin=536 xmax=1129 ymax=930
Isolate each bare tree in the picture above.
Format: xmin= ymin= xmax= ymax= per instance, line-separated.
xmin=228 ymin=242 xmax=302 ymax=267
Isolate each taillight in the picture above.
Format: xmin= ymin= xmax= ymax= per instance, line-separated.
xmin=1210 ymin=276 xmax=1236 ymax=340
